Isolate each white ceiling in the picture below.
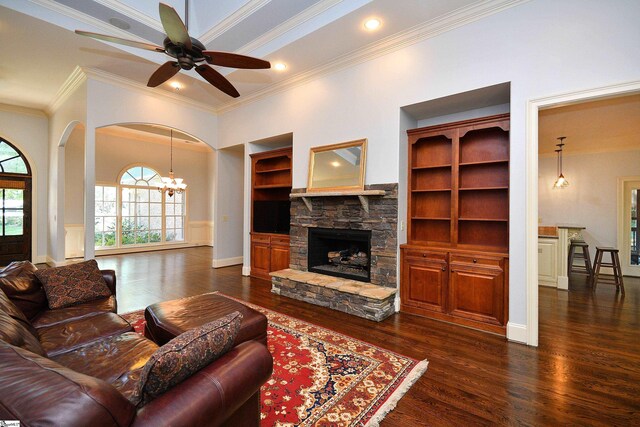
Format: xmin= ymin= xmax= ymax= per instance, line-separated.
xmin=0 ymin=0 xmax=503 ymax=112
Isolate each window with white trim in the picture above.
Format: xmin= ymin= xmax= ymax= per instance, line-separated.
xmin=94 ymin=166 xmax=186 ymax=249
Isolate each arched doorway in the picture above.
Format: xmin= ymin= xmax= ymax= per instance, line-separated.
xmin=0 ymin=138 xmax=32 ymax=264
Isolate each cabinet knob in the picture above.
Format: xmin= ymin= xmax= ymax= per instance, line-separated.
xmin=441 ymin=266 xmax=447 ymax=271
xmin=422 ymin=253 xmax=427 ymax=257
xmin=473 ymin=258 xmax=478 ymax=263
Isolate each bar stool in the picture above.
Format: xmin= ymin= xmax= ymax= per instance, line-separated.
xmin=568 ymin=240 xmax=592 ymax=277
xmin=591 ymin=247 xmax=625 ymax=295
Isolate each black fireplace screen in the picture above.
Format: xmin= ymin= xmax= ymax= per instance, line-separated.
xmin=307 ymin=227 xmax=371 ymax=282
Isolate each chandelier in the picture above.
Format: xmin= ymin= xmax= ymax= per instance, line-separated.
xmin=552 ymin=136 xmax=569 ymax=189
xmin=157 ymin=129 xmax=187 ymax=197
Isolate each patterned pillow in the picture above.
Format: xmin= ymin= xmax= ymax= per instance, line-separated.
xmin=132 ymin=311 xmax=242 ymax=407
xmin=34 ymin=260 xmax=112 ymax=310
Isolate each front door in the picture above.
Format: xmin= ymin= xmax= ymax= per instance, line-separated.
xmin=0 ymin=139 xmax=32 ymax=265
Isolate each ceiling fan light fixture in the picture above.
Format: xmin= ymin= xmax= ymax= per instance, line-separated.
xmin=364 ymin=18 xmax=381 ymax=31
xmin=170 ymin=81 xmax=182 ymax=91
xmin=274 ymin=62 xmax=287 ymax=71
xmin=75 ymin=2 xmax=271 ymax=98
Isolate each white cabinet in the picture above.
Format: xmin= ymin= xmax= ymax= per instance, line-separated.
xmin=538 ymin=238 xmax=558 ymax=287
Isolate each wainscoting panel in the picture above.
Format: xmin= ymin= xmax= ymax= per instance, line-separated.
xmin=64 ymin=224 xmax=84 ymax=259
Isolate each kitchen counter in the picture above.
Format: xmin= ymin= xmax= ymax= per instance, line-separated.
xmin=538 ymin=225 xmax=586 ymax=290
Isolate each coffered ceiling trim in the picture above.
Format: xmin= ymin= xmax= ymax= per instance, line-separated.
xmin=216 ymin=0 xmax=530 ymax=114
xmin=199 ymin=0 xmax=272 ymax=45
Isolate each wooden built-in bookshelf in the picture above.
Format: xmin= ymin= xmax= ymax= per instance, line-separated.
xmin=250 ymin=147 xmax=292 ymax=280
xmin=401 ymin=114 xmax=510 ymax=335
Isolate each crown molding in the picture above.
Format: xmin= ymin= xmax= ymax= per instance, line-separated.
xmin=216 ymin=0 xmax=530 ymax=114
xmin=0 ymin=103 xmax=47 ymax=118
xmin=80 ymin=67 xmax=218 ymax=115
xmin=46 ymin=66 xmax=87 ymax=116
xmin=27 ymin=0 xmax=155 ymax=42
xmin=199 ymin=0 xmax=272 ymax=46
xmin=92 ymin=0 xmax=164 ymax=32
xmin=236 ymin=0 xmax=343 ymax=55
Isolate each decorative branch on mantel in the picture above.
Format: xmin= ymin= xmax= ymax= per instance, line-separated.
xmin=290 ymin=190 xmax=386 ymax=213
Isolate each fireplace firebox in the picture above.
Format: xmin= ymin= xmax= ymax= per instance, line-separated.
xmin=307 ymin=227 xmax=371 ymax=282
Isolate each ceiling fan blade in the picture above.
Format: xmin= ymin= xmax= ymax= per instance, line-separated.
xmin=195 ymin=65 xmax=240 ymax=98
xmin=159 ymin=3 xmax=192 ymax=50
xmin=75 ymin=30 xmax=164 ymax=52
xmin=202 ymin=51 xmax=271 ymax=69
xmin=147 ymin=61 xmax=180 ymax=87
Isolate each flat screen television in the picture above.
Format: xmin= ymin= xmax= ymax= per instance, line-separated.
xmin=253 ymin=200 xmax=290 ymax=234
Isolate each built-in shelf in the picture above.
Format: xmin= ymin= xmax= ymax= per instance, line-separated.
xmin=412 ymin=188 xmax=452 ymax=192
xmin=412 ymin=164 xmax=452 ymax=170
xmin=290 ymin=189 xmax=386 ymax=213
xmin=254 ymin=183 xmax=292 ymax=189
xmin=458 ymin=186 xmax=508 ymax=191
xmin=412 ymin=217 xmax=451 ymax=221
xmin=255 ymin=166 xmax=291 ymax=174
xmin=459 ymin=218 xmax=508 ymax=222
xmin=459 ymin=159 xmax=509 ymax=167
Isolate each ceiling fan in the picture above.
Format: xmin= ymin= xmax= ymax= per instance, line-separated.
xmin=75 ymin=2 xmax=270 ymax=98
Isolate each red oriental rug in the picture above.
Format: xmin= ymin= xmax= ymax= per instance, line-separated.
xmin=122 ymin=299 xmax=428 ymax=427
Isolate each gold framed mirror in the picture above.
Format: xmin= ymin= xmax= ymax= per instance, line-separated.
xmin=307 ymin=139 xmax=367 ymax=192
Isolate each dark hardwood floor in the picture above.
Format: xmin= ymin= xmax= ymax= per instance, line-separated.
xmin=95 ymin=247 xmax=640 ymax=426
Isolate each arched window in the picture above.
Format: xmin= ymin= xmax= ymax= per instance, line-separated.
xmin=0 ymin=138 xmax=32 ymax=263
xmin=95 ymin=165 xmax=186 ymax=249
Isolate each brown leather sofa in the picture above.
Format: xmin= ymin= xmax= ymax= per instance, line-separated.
xmin=0 ymin=261 xmax=273 ymax=427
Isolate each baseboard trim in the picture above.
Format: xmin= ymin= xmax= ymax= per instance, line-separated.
xmin=557 ymin=275 xmax=569 ymax=291
xmin=507 ymin=322 xmax=528 ymax=344
xmin=211 ymin=256 xmax=243 ymax=269
xmin=242 ymin=265 xmax=251 ymax=276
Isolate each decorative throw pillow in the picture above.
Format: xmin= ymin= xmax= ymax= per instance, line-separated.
xmin=34 ymin=260 xmax=112 ymax=310
xmin=132 ymin=311 xmax=242 ymax=407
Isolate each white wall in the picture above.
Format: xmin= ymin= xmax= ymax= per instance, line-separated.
xmin=49 ymin=81 xmax=87 ymax=263
xmin=83 ymin=78 xmax=218 ymax=258
xmin=213 ymin=146 xmax=244 ymax=266
xmin=64 ymin=126 xmax=84 ymax=225
xmin=217 ymin=0 xmax=640 ymax=328
xmin=0 ymin=104 xmax=49 ymax=263
xmin=539 ymin=149 xmax=640 ymax=259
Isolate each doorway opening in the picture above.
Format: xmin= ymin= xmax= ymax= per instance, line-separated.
xmin=0 ymin=138 xmax=32 ymax=264
xmin=526 ymin=81 xmax=640 ymax=347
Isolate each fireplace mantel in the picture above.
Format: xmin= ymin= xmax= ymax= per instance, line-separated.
xmin=290 ymin=189 xmax=386 ymax=213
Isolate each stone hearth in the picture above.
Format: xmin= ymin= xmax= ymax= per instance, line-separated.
xmin=270 ymin=183 xmax=399 ymax=321
xmin=271 ymin=269 xmax=396 ymax=321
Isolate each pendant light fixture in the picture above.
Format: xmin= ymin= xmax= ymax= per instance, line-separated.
xmin=157 ymin=129 xmax=187 ymax=197
xmin=552 ymin=136 xmax=569 ymax=189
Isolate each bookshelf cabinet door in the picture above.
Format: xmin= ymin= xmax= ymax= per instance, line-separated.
xmin=449 ymin=264 xmax=505 ymax=326
xmin=251 ymin=241 xmax=271 ymax=278
xmin=401 ymin=253 xmax=448 ymax=313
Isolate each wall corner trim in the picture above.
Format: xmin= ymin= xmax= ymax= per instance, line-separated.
xmin=506 ymin=322 xmax=528 ymax=344
xmin=242 ymin=265 xmax=251 ymax=276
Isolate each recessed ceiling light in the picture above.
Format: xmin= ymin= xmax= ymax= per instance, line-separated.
xmin=274 ymin=63 xmax=287 ymax=71
xmin=109 ymin=17 xmax=131 ymax=30
xmin=170 ymin=82 xmax=182 ymax=91
xmin=331 ymin=161 xmax=340 ymax=167
xmin=364 ymin=18 xmax=381 ymax=31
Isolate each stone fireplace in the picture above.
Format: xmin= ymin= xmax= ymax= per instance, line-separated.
xmin=307 ymin=227 xmax=372 ymax=282
xmin=271 ymin=183 xmax=399 ymax=321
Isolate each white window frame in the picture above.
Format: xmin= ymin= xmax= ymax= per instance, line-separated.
xmin=94 ymin=164 xmax=187 ymax=251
